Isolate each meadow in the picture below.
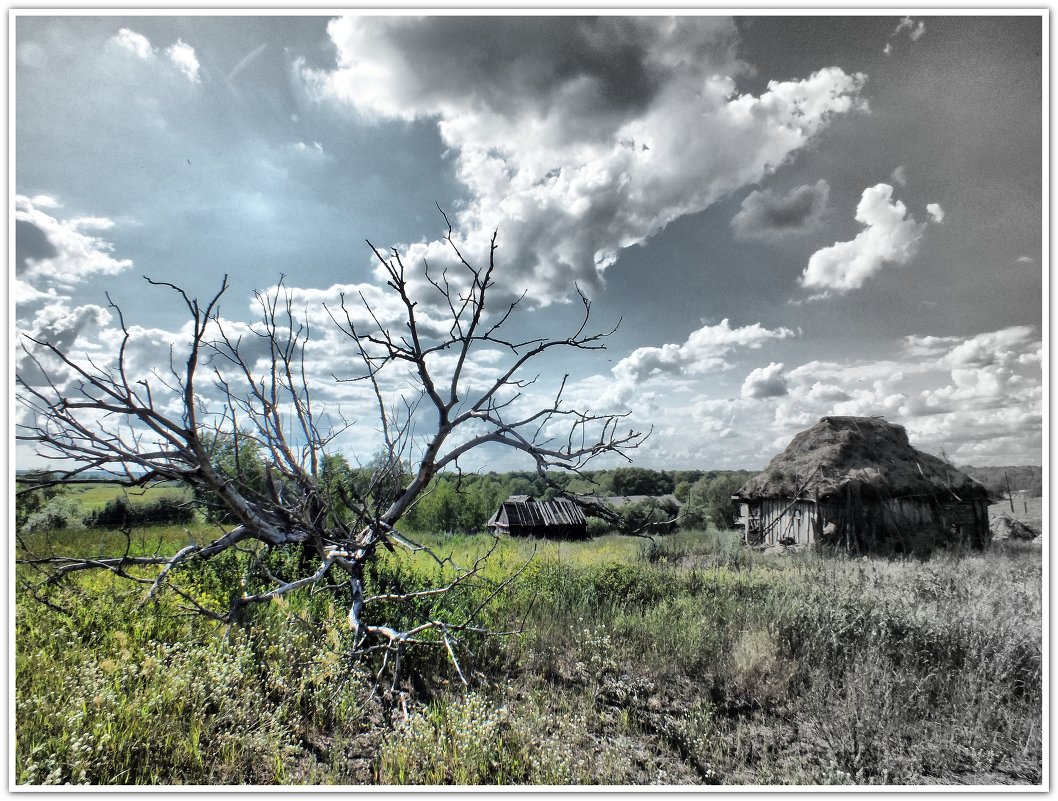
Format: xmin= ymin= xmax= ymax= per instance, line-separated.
xmin=15 ymin=491 xmax=1043 ymax=786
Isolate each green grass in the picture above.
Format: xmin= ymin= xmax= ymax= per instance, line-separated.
xmin=15 ymin=523 xmax=1043 ymax=786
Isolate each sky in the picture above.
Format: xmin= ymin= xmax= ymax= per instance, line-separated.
xmin=13 ymin=13 xmax=1045 ymax=474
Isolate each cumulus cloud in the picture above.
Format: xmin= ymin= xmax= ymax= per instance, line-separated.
xmin=303 ymin=16 xmax=867 ymax=306
xmin=113 ymin=27 xmax=153 ymax=59
xmin=166 ymin=39 xmax=201 ymax=83
xmin=15 ymin=195 xmax=133 ymax=289
xmin=109 ymin=27 xmax=201 ymax=83
xmin=17 ymin=300 xmax=113 ymax=387
xmin=600 ymin=322 xmax=1039 ymax=469
xmin=731 ymin=180 xmax=829 ymax=240
xmin=799 ymin=183 xmax=933 ymax=295
xmin=782 ymin=325 xmax=1040 ymax=463
xmin=944 ymin=325 xmax=1038 ymax=369
xmin=613 ymin=318 xmax=796 ymax=384
xmin=1016 ymin=255 xmax=1034 ymax=264
xmin=902 ymin=333 xmax=961 ymax=359
xmin=741 ymin=362 xmax=789 ymax=399
xmin=890 ymin=165 xmax=907 ymax=187
xmin=926 ymin=202 xmax=945 ymax=223
xmin=15 ymin=194 xmax=140 ymax=399
xmin=22 ymin=300 xmax=110 ymax=352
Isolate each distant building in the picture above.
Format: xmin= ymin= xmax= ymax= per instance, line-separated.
xmin=486 ymin=495 xmax=588 ymax=539
xmin=733 ymin=416 xmax=992 ymax=553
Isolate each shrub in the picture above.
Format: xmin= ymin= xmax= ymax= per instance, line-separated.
xmin=23 ymin=497 xmax=85 ymax=532
xmin=585 ymin=516 xmax=612 ymax=538
xmin=85 ymin=496 xmax=195 ymax=528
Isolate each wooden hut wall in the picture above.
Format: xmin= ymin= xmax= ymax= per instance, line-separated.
xmin=817 ymin=496 xmax=989 ymax=551
xmin=743 ymin=495 xmax=990 ymax=551
xmin=742 ymin=499 xmax=819 ymax=547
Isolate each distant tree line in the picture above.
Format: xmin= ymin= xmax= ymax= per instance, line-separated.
xmin=17 ymin=449 xmax=756 ymax=536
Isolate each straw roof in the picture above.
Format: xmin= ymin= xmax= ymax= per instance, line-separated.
xmin=736 ymin=416 xmax=989 ymax=502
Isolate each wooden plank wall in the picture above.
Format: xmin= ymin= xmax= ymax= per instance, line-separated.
xmin=742 ymin=496 xmax=990 ymax=549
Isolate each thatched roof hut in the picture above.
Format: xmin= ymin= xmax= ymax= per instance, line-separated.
xmin=735 ymin=416 xmax=991 ymax=552
xmin=739 ymin=416 xmax=988 ymax=502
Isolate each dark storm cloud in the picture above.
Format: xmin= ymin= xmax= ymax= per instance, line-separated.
xmin=310 ymin=17 xmax=866 ymax=307
xmin=15 ymin=218 xmax=58 ymax=275
xmin=730 ymin=180 xmax=829 ymax=240
xmin=376 ymin=16 xmax=741 ymax=122
xmin=17 ymin=301 xmax=110 ymax=386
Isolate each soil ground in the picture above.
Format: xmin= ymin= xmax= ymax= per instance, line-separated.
xmin=988 ymin=496 xmax=1043 ymax=537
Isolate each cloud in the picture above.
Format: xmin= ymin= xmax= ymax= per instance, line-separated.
xmin=22 ymin=300 xmax=111 ymax=352
xmin=585 ymin=319 xmax=1034 ymax=467
xmin=741 ymin=362 xmax=789 ymax=399
xmin=894 ymin=16 xmax=927 ymax=41
xmin=1016 ymin=255 xmax=1034 ymax=264
xmin=781 ymin=326 xmax=1041 ymax=464
xmin=14 ymin=279 xmax=59 ymax=306
xmin=884 ymin=16 xmax=926 ymax=54
xmin=613 ymin=318 xmax=796 ymax=384
xmin=113 ymin=28 xmax=153 ymax=59
xmin=799 ymin=183 xmax=932 ymax=294
xmin=731 ymin=180 xmax=829 ymax=240
xmin=109 ymin=27 xmax=200 ymax=83
xmin=166 ymin=39 xmax=201 ymax=83
xmin=902 ymin=333 xmax=961 ymax=359
xmin=15 ymin=195 xmax=134 ymax=290
xmin=890 ymin=165 xmax=907 ymax=187
xmin=573 ymin=322 xmax=1035 ymax=469
xmin=643 ymin=324 xmax=1036 ymax=468
xmin=16 ymin=300 xmax=112 ymax=387
xmin=944 ymin=325 xmax=1037 ymax=369
xmin=926 ymin=202 xmax=945 ymax=223
xmin=303 ymin=17 xmax=867 ymax=306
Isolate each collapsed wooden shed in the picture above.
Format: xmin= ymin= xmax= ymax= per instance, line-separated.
xmin=733 ymin=416 xmax=992 ymax=553
xmin=486 ymin=495 xmax=589 ymax=539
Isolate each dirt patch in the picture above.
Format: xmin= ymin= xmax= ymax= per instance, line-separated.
xmin=989 ymin=498 xmax=1043 ymax=539
xmin=990 ymin=515 xmax=1039 ymax=542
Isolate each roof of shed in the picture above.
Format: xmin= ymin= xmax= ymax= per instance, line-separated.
xmin=488 ymin=496 xmax=587 ymax=528
xmin=735 ymin=416 xmax=989 ymax=502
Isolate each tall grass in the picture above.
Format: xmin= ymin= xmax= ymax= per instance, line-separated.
xmin=15 ymin=524 xmax=1042 ymax=786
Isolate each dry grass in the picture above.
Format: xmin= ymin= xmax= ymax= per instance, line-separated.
xmin=15 ymin=525 xmax=1042 ymax=786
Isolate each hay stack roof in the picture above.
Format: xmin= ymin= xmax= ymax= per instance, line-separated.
xmin=736 ymin=416 xmax=989 ymax=502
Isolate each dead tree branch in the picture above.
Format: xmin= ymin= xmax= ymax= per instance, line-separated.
xmin=15 ymin=218 xmax=645 ymax=688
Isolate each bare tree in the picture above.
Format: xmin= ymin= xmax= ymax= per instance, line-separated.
xmin=16 ymin=220 xmax=644 ymax=685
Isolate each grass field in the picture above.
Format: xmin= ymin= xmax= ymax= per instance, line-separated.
xmin=53 ymin=482 xmax=190 ymax=512
xmin=15 ymin=521 xmax=1043 ymax=786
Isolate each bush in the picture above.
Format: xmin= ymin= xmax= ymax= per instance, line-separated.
xmin=585 ymin=517 xmax=612 ymax=538
xmin=85 ymin=497 xmax=195 ymax=529
xmin=23 ymin=497 xmax=85 ymax=532
xmin=620 ymin=498 xmax=678 ymax=534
